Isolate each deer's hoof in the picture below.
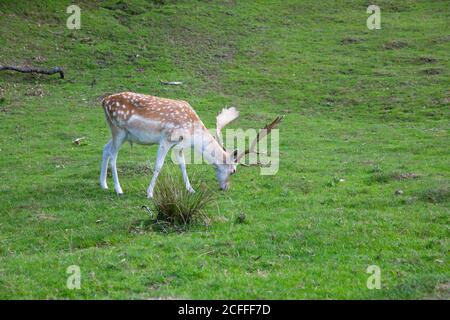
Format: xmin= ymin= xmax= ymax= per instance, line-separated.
xmin=100 ymin=180 xmax=108 ymax=189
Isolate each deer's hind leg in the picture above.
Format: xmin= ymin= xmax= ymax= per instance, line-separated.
xmin=109 ymin=129 xmax=127 ymax=195
xmin=100 ymin=139 xmax=112 ymax=189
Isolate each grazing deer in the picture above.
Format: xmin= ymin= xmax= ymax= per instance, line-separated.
xmin=100 ymin=92 xmax=282 ymax=198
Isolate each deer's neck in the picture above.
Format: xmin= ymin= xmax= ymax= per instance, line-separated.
xmin=192 ymin=124 xmax=228 ymax=165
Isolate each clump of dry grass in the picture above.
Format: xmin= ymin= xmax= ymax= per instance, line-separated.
xmin=150 ymin=168 xmax=214 ymax=227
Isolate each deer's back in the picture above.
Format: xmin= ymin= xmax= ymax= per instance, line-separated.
xmin=102 ymin=92 xmax=201 ymax=144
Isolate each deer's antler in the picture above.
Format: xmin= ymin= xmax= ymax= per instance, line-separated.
xmin=236 ymin=115 xmax=284 ymax=164
xmin=215 ymin=106 xmax=239 ymax=147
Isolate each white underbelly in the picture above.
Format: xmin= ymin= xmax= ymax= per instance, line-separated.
xmin=126 ymin=127 xmax=162 ymax=145
xmin=124 ymin=115 xmax=165 ymax=145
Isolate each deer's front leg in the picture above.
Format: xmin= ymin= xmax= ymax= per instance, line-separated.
xmin=147 ymin=140 xmax=171 ymax=198
xmin=175 ymin=148 xmax=195 ymax=194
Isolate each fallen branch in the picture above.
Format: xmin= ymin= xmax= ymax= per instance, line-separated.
xmin=160 ymin=80 xmax=182 ymax=85
xmin=0 ymin=65 xmax=64 ymax=79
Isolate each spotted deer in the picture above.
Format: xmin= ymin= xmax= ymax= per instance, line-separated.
xmin=100 ymin=92 xmax=283 ymax=198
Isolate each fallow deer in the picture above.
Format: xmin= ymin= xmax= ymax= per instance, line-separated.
xmin=100 ymin=92 xmax=282 ymax=198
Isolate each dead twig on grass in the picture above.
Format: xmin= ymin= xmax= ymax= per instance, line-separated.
xmin=0 ymin=65 xmax=64 ymax=79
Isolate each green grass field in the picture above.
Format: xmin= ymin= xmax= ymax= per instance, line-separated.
xmin=0 ymin=0 xmax=448 ymax=299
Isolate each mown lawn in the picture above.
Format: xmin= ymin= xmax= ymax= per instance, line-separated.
xmin=0 ymin=0 xmax=448 ymax=299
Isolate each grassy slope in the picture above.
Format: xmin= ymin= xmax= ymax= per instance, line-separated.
xmin=0 ymin=0 xmax=448 ymax=299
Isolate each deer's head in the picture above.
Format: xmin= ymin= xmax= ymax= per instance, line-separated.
xmin=214 ymin=107 xmax=283 ymax=190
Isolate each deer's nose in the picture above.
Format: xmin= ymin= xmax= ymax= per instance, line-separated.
xmin=220 ymin=182 xmax=229 ymax=191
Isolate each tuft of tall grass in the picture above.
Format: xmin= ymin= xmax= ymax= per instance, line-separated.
xmin=150 ymin=167 xmax=214 ymax=227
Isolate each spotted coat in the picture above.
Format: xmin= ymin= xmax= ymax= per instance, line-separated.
xmin=101 ymin=92 xmax=208 ymax=144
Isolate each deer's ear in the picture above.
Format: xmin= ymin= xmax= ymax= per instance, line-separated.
xmin=232 ymin=149 xmax=239 ymax=161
